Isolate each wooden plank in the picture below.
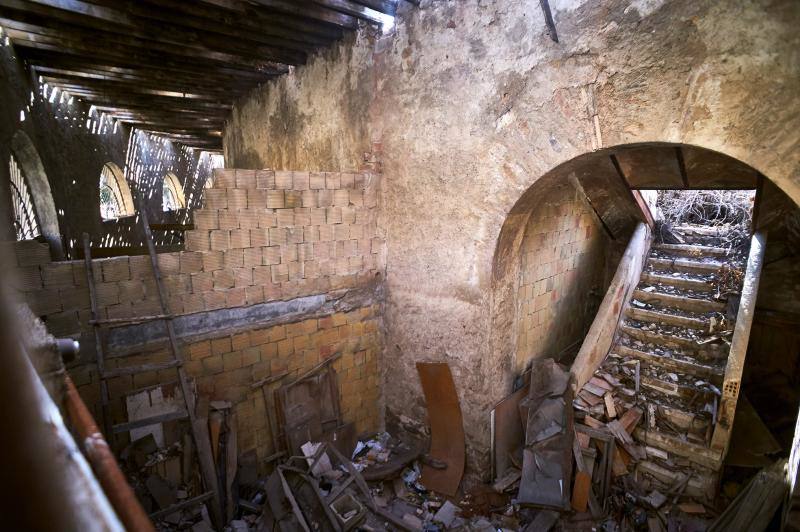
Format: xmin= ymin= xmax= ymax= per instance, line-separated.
xmin=571 ymin=471 xmax=591 ymax=512
xmin=571 ymin=223 xmax=652 ymax=389
xmin=604 ymin=393 xmax=617 ymax=419
xmin=710 ymin=232 xmax=767 ymax=454
xmin=619 ymin=406 xmax=643 ymax=433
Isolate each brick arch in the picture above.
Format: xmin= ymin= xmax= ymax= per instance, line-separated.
xmin=9 ymin=130 xmax=62 ymax=258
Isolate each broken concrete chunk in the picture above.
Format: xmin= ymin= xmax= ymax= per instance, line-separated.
xmin=433 ymin=500 xmax=460 ymax=527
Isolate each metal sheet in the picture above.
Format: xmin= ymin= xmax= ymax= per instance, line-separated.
xmin=491 ymin=383 xmax=529 ymax=479
xmin=417 ymin=362 xmax=465 ymax=496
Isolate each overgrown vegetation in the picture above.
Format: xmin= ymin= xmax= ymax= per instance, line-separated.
xmin=654 ymin=190 xmax=754 ymax=253
xmin=657 ymin=190 xmax=754 ymax=227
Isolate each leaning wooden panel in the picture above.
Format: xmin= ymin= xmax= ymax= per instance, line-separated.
xmin=417 ymin=362 xmax=465 ymax=496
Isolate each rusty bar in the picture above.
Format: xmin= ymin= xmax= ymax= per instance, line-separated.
xmin=63 ymin=374 xmax=155 ymax=532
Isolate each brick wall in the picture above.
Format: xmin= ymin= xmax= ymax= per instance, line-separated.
xmin=515 ymin=182 xmax=609 ymax=370
xmin=67 ymin=307 xmax=381 ymax=462
xmin=10 ymin=166 xmax=385 ymax=459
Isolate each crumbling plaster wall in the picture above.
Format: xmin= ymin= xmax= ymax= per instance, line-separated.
xmin=0 ymin=36 xmax=216 ymax=258
xmin=225 ymin=0 xmax=800 ymax=478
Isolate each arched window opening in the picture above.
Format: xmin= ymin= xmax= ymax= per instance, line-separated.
xmin=99 ymin=162 xmax=135 ymax=220
xmin=8 ymin=154 xmax=40 ymax=240
xmin=162 ymin=173 xmax=186 ymax=211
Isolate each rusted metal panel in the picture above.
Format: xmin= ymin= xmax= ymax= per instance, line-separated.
xmin=416 ymin=362 xmax=465 ymax=497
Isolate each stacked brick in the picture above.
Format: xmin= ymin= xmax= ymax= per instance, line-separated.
xmin=10 ymin=167 xmax=385 ymax=461
xmin=515 ymin=185 xmax=608 ymax=368
xmin=68 ymin=305 xmax=381 ymax=462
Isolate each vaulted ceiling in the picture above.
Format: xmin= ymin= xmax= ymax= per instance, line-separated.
xmin=0 ymin=0 xmax=410 ymax=149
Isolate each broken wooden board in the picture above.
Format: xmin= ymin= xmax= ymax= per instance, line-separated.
xmin=708 ymin=459 xmax=786 ymax=532
xmin=417 ymin=362 xmax=465 ymax=497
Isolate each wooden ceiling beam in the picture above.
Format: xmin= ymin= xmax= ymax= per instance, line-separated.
xmin=43 ymin=84 xmax=235 ymax=109
xmin=20 ymin=48 xmax=273 ymax=83
xmin=33 ymin=66 xmax=258 ymax=97
xmin=138 ymin=0 xmax=343 ymax=44
xmin=312 ymin=0 xmax=394 ymax=22
xmin=1 ymin=16 xmax=305 ymax=67
xmin=38 ymin=71 xmax=258 ymax=100
xmin=78 ymin=0 xmax=320 ymax=57
xmin=12 ymin=0 xmax=314 ymax=61
xmin=12 ymin=39 xmax=280 ymax=80
xmin=349 ymin=0 xmax=399 ymax=14
xmin=248 ymin=0 xmax=358 ymax=29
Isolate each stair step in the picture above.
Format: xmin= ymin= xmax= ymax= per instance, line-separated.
xmin=634 ymin=427 xmax=722 ymax=470
xmin=653 ymin=243 xmax=728 ymax=258
xmin=640 ymin=375 xmax=714 ymax=401
xmin=620 ymin=323 xmax=706 ymax=351
xmin=675 ymin=225 xmax=726 ymax=237
xmin=632 ymin=289 xmax=726 ymax=313
xmin=112 ymin=409 xmax=189 ymax=433
xmin=654 ymin=403 xmax=712 ymax=435
xmin=103 ymin=360 xmax=182 ymax=379
xmin=636 ymin=460 xmax=718 ymax=500
xmin=615 ymin=345 xmax=724 ymax=382
xmin=626 ymin=307 xmax=708 ymax=330
xmin=640 ymin=272 xmax=715 ymax=292
xmin=647 ymin=257 xmax=723 ymax=274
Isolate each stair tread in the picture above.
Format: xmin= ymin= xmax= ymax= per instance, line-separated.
xmin=620 ymin=322 xmax=716 ymax=347
xmin=626 ymin=306 xmax=709 ymax=330
xmin=614 ymin=345 xmax=724 ymax=382
xmin=640 ymin=271 xmax=715 ymax=292
xmin=653 ymin=243 xmax=728 ymax=257
xmin=632 ymin=288 xmax=726 ymax=312
xmin=633 ymin=427 xmax=722 ymax=470
xmin=639 ymin=373 xmax=716 ymax=400
xmin=647 ymin=256 xmax=724 ymax=274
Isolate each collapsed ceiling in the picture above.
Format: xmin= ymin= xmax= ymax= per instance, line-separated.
xmin=0 ymin=0 xmax=410 ymax=149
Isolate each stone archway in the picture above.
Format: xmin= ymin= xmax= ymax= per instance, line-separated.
xmin=489 ymin=143 xmax=766 ymax=396
xmin=9 ymin=131 xmax=62 ymax=258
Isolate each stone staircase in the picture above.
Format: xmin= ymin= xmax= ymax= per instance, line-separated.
xmin=575 ymin=223 xmax=753 ymax=501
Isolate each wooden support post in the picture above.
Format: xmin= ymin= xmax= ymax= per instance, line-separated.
xmin=710 ymin=232 xmax=767 ymax=455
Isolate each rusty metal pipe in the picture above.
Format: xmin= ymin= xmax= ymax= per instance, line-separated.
xmin=64 ymin=374 xmax=155 ymax=532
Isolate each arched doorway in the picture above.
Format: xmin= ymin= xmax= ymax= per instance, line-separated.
xmin=489 ymin=141 xmax=800 ymax=511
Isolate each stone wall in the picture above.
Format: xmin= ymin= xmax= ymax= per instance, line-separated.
xmin=515 ymin=181 xmax=608 ymax=370
xmin=10 ymin=166 xmax=385 ymax=460
xmin=223 ymin=0 xmax=800 ymax=479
